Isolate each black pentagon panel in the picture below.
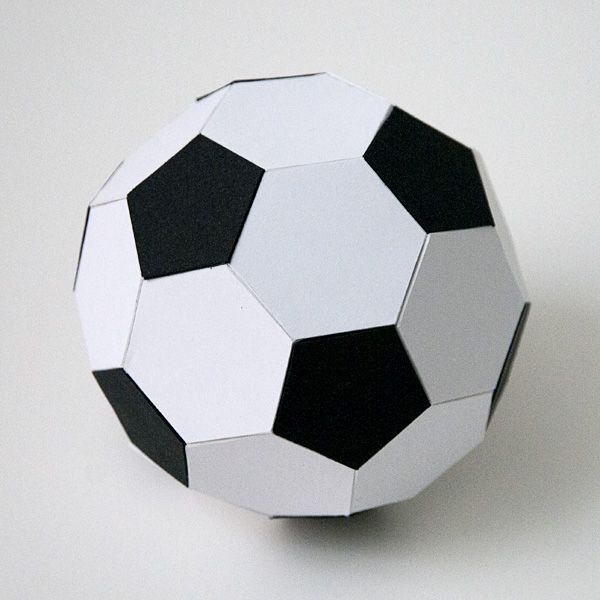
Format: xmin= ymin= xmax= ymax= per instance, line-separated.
xmin=93 ymin=369 xmax=188 ymax=485
xmin=128 ymin=134 xmax=264 ymax=279
xmin=273 ymin=326 xmax=430 ymax=469
xmin=364 ymin=107 xmax=494 ymax=233
xmin=488 ymin=302 xmax=531 ymax=425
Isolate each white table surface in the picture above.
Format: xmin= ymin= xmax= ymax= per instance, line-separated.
xmin=2 ymin=2 xmax=599 ymax=598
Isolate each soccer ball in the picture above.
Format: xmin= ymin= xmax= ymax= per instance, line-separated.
xmin=75 ymin=73 xmax=529 ymax=517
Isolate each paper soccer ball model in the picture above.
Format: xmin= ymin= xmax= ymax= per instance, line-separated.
xmin=75 ymin=73 xmax=529 ymax=517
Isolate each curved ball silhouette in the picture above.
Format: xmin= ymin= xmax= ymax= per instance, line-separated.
xmin=75 ymin=73 xmax=529 ymax=517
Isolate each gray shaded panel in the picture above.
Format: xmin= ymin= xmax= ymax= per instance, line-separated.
xmin=351 ymin=392 xmax=491 ymax=513
xmin=397 ymin=227 xmax=525 ymax=403
xmin=231 ymin=159 xmax=425 ymax=340
xmin=202 ymin=73 xmax=390 ymax=169
xmin=186 ymin=433 xmax=354 ymax=517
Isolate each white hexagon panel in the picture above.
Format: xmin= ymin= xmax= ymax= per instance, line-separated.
xmin=74 ymin=199 xmax=142 ymax=371
xmin=202 ymin=73 xmax=390 ymax=169
xmin=124 ymin=266 xmax=292 ymax=445
xmin=75 ymin=73 xmax=529 ymax=516
xmin=230 ymin=158 xmax=425 ymax=340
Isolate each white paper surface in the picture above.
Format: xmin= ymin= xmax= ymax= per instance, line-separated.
xmin=187 ymin=433 xmax=354 ymax=517
xmin=202 ymin=73 xmax=390 ymax=169
xmin=231 ymin=158 xmax=425 ymax=340
xmin=124 ymin=265 xmax=292 ymax=444
xmin=75 ymin=199 xmax=142 ymax=370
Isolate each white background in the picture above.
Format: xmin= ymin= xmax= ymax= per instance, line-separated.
xmin=2 ymin=2 xmax=599 ymax=598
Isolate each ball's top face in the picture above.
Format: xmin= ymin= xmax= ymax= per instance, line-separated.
xmin=202 ymin=73 xmax=391 ymax=169
xmin=75 ymin=73 xmax=529 ymax=516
